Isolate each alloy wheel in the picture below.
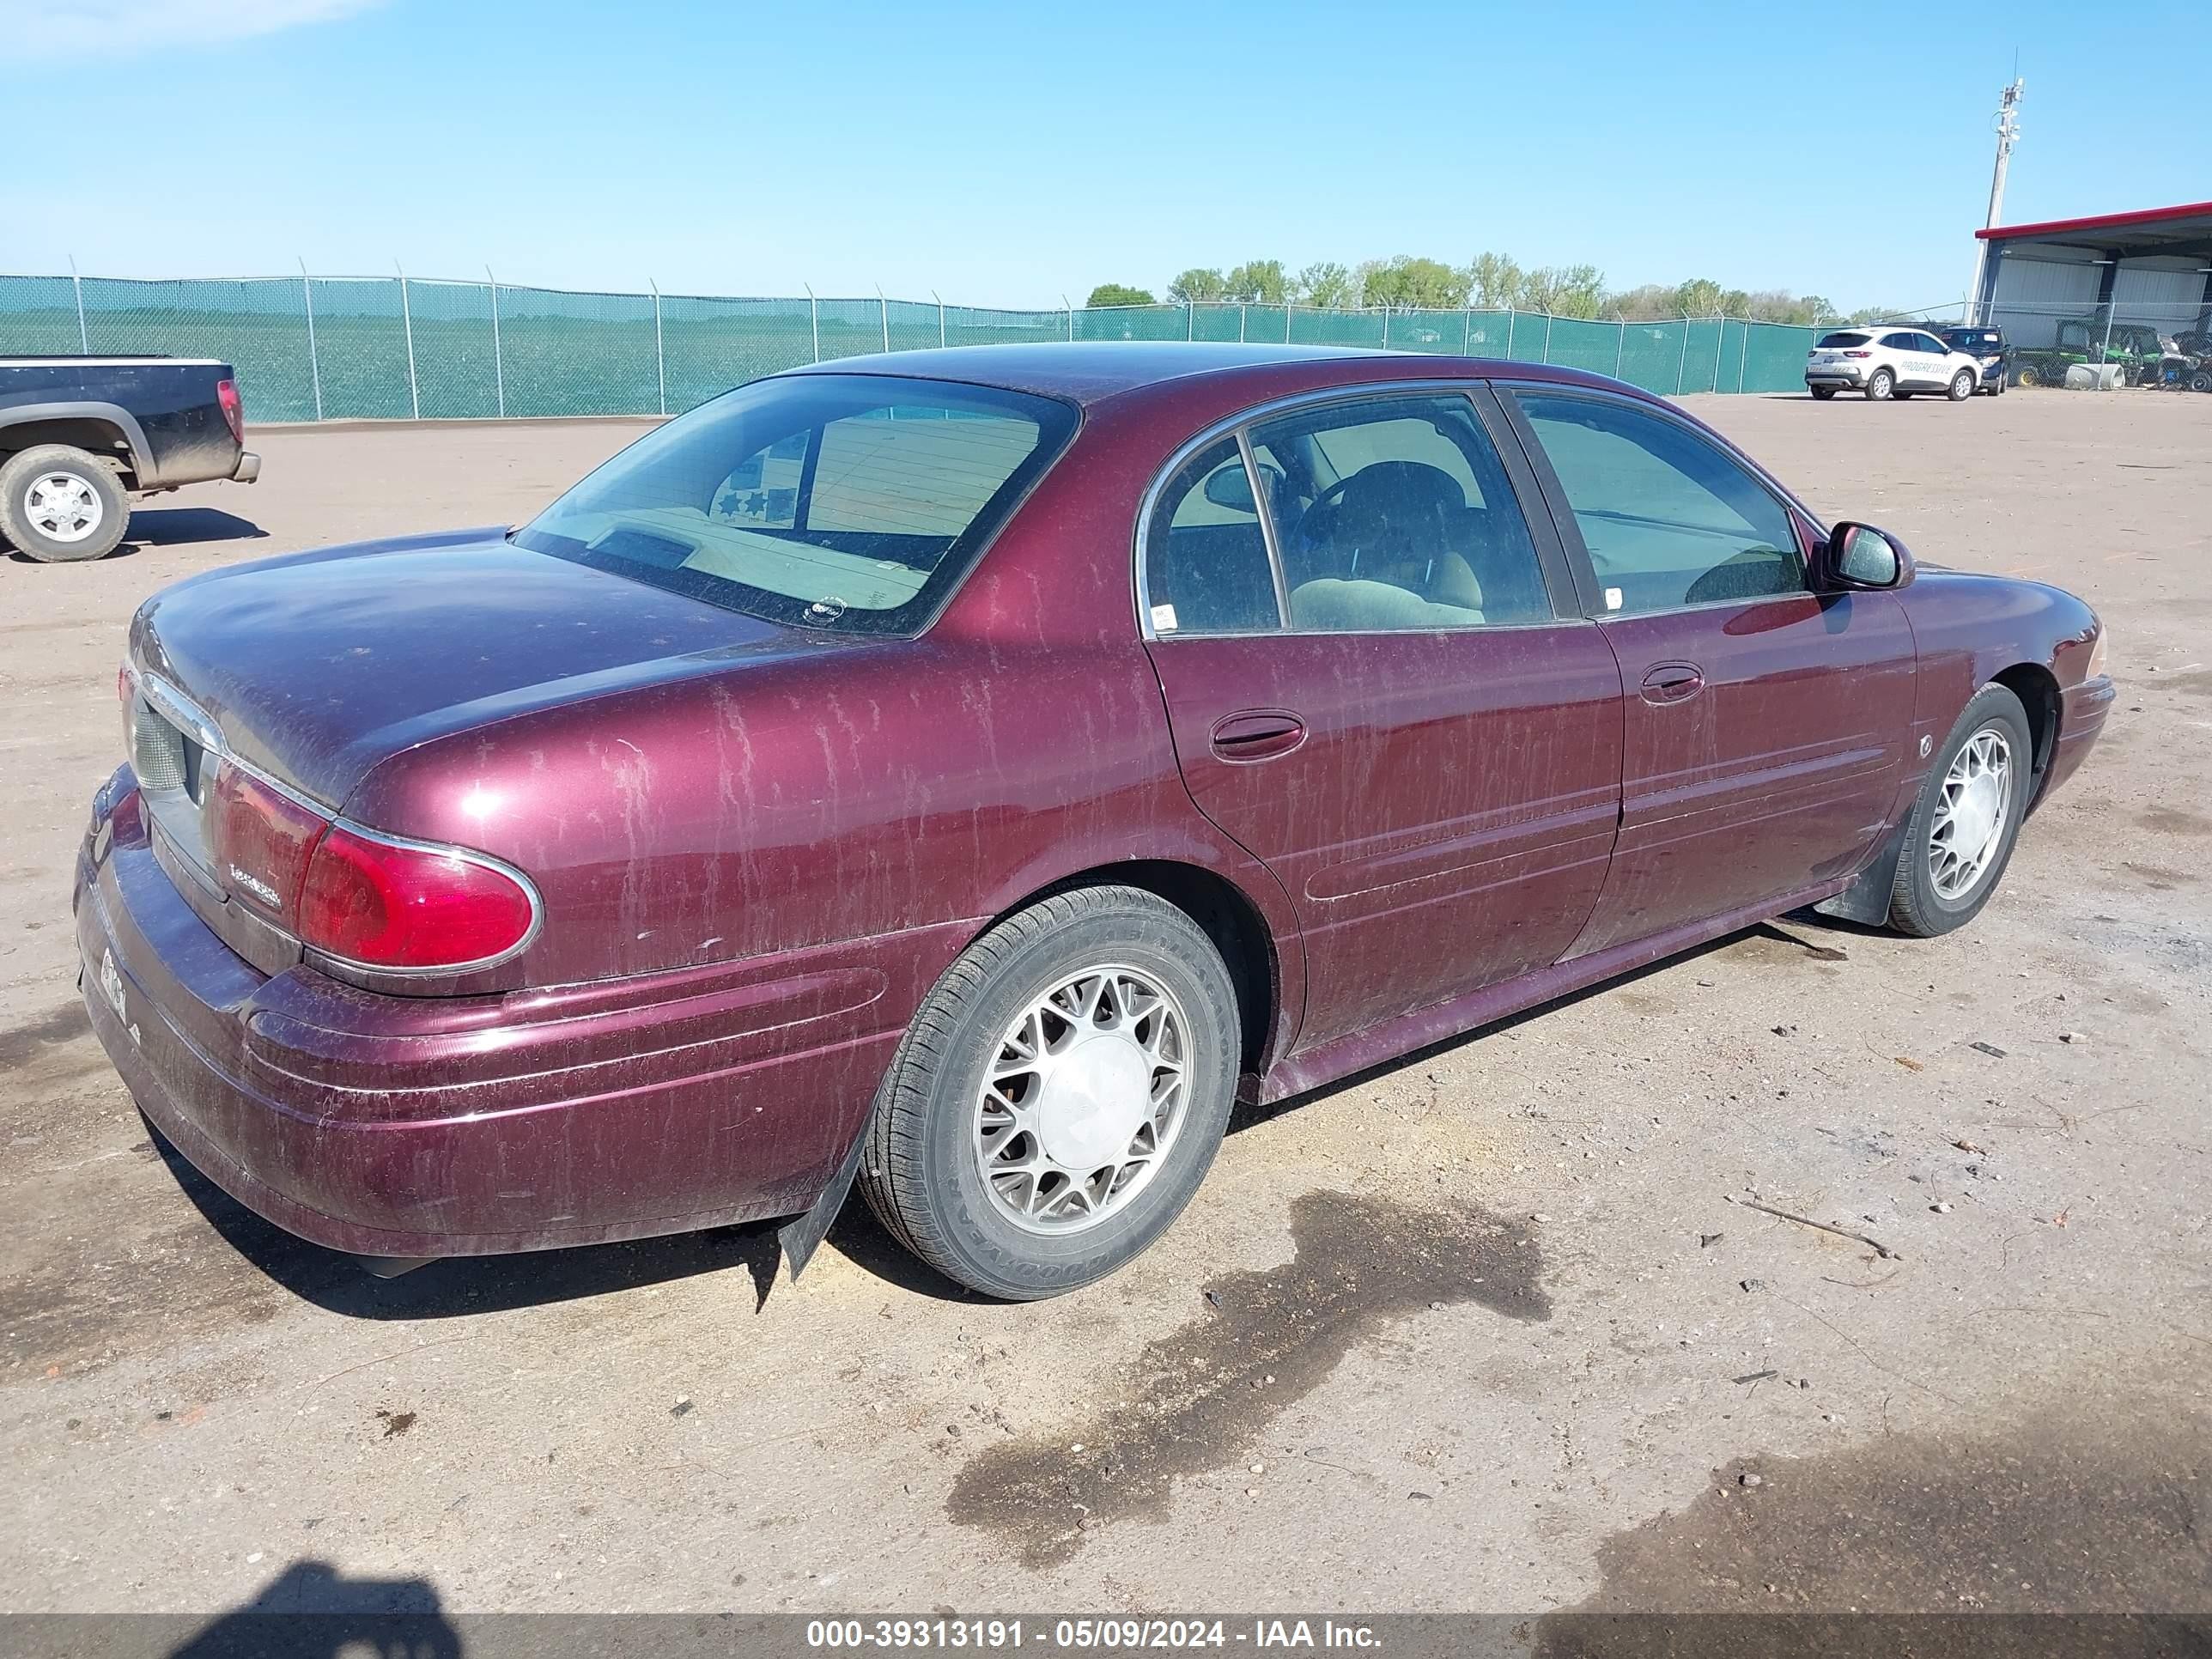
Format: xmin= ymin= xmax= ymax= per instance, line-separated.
xmin=25 ymin=472 xmax=104 ymax=544
xmin=972 ymin=963 xmax=1190 ymax=1233
xmin=1929 ymin=727 xmax=2013 ymax=901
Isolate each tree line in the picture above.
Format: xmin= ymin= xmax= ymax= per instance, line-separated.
xmin=1086 ymin=254 xmax=1900 ymax=326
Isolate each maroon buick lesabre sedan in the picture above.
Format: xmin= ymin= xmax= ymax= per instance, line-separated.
xmin=76 ymin=344 xmax=2112 ymax=1297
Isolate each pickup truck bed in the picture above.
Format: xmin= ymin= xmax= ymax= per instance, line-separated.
xmin=1 ymin=356 xmax=260 ymax=562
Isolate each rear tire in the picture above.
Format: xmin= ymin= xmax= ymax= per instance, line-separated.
xmin=1809 ymin=386 xmax=1837 ymax=401
xmin=1948 ymin=369 xmax=1975 ymax=401
xmin=2191 ymin=370 xmax=2212 ymax=395
xmin=1865 ymin=368 xmax=1894 ymax=401
xmin=0 ymin=445 xmax=129 ymax=562
xmin=1887 ymin=685 xmax=2034 ymax=939
xmin=859 ymin=885 xmax=1241 ymax=1300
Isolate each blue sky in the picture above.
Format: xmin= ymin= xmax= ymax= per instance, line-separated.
xmin=4 ymin=0 xmax=2207 ymax=311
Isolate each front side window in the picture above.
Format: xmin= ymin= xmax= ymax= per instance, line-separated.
xmin=1515 ymin=392 xmax=1805 ymax=615
xmin=1248 ymin=395 xmax=1552 ymax=632
xmin=517 ymin=374 xmax=1076 ymax=635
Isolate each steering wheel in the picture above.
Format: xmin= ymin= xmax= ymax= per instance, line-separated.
xmin=1285 ymin=471 xmax=1358 ymax=557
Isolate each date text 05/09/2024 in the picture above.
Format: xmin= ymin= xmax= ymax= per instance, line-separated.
xmin=804 ymin=1620 xmax=1384 ymax=1650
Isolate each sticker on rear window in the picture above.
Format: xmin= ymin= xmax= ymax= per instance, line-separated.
xmin=1151 ymin=603 xmax=1178 ymax=632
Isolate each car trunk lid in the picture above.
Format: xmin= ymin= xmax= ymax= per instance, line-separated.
xmin=125 ymin=529 xmax=849 ymax=972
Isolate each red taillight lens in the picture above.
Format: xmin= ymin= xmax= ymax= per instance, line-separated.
xmin=210 ymin=762 xmax=330 ymax=927
xmin=297 ymin=824 xmax=537 ymax=971
xmin=216 ymin=378 xmax=245 ymax=445
xmin=1841 ymin=349 xmax=1871 ymax=359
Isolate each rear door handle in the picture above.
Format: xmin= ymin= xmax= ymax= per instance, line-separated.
xmin=1639 ymin=663 xmax=1705 ymax=705
xmin=1209 ymin=710 xmax=1307 ymax=762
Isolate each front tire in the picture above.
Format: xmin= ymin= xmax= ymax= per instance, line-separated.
xmin=1865 ymin=368 xmax=1894 ymax=401
xmin=0 ymin=445 xmax=129 ymax=562
xmin=1948 ymin=369 xmax=1976 ymax=401
xmin=1887 ymin=685 xmax=2034 ymax=938
xmin=859 ymin=885 xmax=1241 ymax=1300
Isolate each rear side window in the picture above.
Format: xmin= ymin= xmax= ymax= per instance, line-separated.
xmin=1146 ymin=441 xmax=1281 ymax=635
xmin=517 ymin=374 xmax=1076 ymax=635
xmin=1249 ymin=395 xmax=1552 ymax=632
xmin=1816 ymin=331 xmax=1869 ymax=348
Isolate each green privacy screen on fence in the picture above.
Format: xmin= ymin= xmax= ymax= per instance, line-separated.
xmin=0 ymin=275 xmax=1825 ymax=423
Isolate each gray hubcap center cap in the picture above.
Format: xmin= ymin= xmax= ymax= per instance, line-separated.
xmin=1953 ymin=772 xmax=2001 ymax=856
xmin=1036 ymin=1034 xmax=1150 ymax=1170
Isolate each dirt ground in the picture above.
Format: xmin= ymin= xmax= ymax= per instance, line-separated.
xmin=3 ymin=390 xmax=2207 ymax=1627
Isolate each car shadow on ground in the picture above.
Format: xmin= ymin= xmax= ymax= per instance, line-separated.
xmin=148 ymin=914 xmax=1855 ymax=1318
xmin=5 ymin=507 xmax=263 ymax=563
xmin=146 ymin=1120 xmax=786 ymax=1321
xmin=124 ymin=507 xmax=267 ymax=547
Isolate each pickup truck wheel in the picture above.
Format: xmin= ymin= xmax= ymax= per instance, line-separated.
xmin=0 ymin=445 xmax=129 ymax=562
xmin=1887 ymin=685 xmax=2033 ymax=938
xmin=860 ymin=884 xmax=1240 ymax=1300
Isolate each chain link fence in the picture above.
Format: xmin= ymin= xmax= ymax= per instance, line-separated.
xmin=2 ymin=272 xmax=1833 ymax=422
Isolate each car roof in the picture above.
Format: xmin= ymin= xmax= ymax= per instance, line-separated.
xmin=784 ymin=340 xmax=1625 ymax=409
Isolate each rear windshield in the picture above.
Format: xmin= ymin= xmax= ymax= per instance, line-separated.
xmin=1815 ymin=331 xmax=1869 ymax=348
xmin=515 ymin=374 xmax=1077 ymax=635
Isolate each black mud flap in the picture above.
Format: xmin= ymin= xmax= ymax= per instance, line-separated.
xmin=1814 ymin=821 xmax=1908 ymax=927
xmin=776 ymin=1127 xmax=869 ymax=1284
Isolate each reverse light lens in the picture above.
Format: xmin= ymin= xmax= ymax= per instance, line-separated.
xmin=1841 ymin=349 xmax=1871 ymax=359
xmin=209 ymin=762 xmax=329 ymax=927
xmin=297 ymin=824 xmax=537 ymax=971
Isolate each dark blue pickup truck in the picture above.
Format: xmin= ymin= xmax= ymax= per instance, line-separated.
xmin=0 ymin=356 xmax=260 ymax=562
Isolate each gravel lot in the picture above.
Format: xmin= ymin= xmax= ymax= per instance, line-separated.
xmin=3 ymin=391 xmax=2207 ymax=1626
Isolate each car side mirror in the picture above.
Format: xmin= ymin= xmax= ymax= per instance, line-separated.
xmin=1202 ymin=459 xmax=1284 ymax=517
xmin=1821 ymin=522 xmax=1914 ymax=591
xmin=1203 ymin=465 xmax=1256 ymax=515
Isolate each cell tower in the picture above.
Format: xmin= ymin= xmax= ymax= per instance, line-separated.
xmin=1968 ymin=79 xmax=2025 ymax=324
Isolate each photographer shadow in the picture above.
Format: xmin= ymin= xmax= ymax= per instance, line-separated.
xmin=168 ymin=1560 xmax=459 ymax=1658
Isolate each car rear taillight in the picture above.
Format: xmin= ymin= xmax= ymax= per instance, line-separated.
xmin=209 ymin=762 xmax=330 ymax=927
xmin=296 ymin=824 xmax=538 ymax=972
xmin=216 ymin=378 xmax=245 ymax=446
xmin=1841 ymin=350 xmax=1871 ymax=359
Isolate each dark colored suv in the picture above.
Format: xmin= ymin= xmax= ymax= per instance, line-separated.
xmin=1934 ymin=326 xmax=2010 ymax=395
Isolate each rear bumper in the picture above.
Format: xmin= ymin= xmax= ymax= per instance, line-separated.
xmin=230 ymin=450 xmax=260 ymax=483
xmin=73 ymin=767 xmax=938 ymax=1259
xmin=1806 ymin=366 xmax=1866 ymax=386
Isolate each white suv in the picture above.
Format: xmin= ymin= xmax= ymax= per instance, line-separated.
xmin=1805 ymin=327 xmax=1986 ymax=403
